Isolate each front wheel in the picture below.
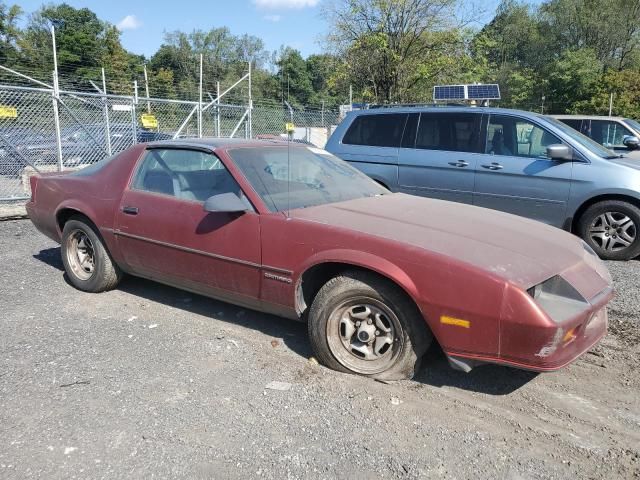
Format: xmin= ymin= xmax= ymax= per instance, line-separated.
xmin=307 ymin=271 xmax=431 ymax=380
xmin=61 ymin=216 xmax=123 ymax=292
xmin=578 ymin=200 xmax=640 ymax=260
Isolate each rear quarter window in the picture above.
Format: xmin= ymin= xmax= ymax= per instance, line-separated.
xmin=342 ymin=113 xmax=407 ymax=147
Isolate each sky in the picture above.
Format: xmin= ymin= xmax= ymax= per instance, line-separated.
xmin=16 ymin=0 xmax=505 ymax=59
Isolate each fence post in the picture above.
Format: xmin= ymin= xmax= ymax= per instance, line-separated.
xmin=198 ymin=54 xmax=203 ymax=138
xmin=101 ymin=68 xmax=112 ymax=156
xmin=248 ymin=61 xmax=252 ymax=139
xmin=50 ymin=25 xmax=63 ymax=172
xmin=131 ymin=81 xmax=138 ymax=145
xmin=216 ymin=81 xmax=220 ymax=137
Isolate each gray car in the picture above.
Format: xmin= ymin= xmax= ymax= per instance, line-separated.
xmin=325 ymin=106 xmax=640 ymax=260
xmin=552 ymin=115 xmax=640 ymax=160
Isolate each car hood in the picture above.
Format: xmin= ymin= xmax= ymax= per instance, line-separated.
xmin=610 ymin=153 xmax=640 ymax=167
xmin=292 ymin=193 xmax=611 ymax=297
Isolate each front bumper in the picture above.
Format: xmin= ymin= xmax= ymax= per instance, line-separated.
xmin=446 ymin=286 xmax=612 ymax=372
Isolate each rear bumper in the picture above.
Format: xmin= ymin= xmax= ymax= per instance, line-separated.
xmin=26 ymin=201 xmax=61 ymax=243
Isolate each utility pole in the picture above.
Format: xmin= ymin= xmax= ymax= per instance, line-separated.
xmin=349 ymin=85 xmax=353 ymax=111
xmin=608 ymin=92 xmax=614 ymax=116
xmin=541 ymin=95 xmax=545 ymax=115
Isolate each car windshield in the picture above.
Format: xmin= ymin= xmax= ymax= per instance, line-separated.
xmin=623 ymin=118 xmax=640 ymax=133
xmin=228 ymin=145 xmax=388 ymax=212
xmin=543 ymin=116 xmax=620 ymax=159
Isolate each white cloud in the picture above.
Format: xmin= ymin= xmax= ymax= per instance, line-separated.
xmin=264 ymin=14 xmax=282 ymax=22
xmin=254 ymin=0 xmax=318 ymax=8
xmin=116 ymin=15 xmax=142 ymax=31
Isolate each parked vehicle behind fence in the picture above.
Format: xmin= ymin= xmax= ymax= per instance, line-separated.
xmin=325 ymin=107 xmax=640 ymax=261
xmin=552 ymin=115 xmax=640 ymax=160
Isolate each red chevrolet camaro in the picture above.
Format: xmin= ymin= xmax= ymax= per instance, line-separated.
xmin=27 ymin=139 xmax=614 ymax=379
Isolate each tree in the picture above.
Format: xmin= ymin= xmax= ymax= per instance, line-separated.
xmin=324 ymin=0 xmax=459 ymax=102
xmin=0 ymin=2 xmax=22 ymax=65
xmin=540 ymin=0 xmax=640 ymax=70
xmin=276 ymin=47 xmax=313 ymax=107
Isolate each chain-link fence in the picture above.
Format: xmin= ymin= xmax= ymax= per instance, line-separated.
xmin=0 ymin=82 xmax=340 ymax=203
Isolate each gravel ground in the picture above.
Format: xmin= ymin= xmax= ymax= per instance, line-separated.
xmin=1 ymin=219 xmax=638 ymax=479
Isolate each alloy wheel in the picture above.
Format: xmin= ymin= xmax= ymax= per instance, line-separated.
xmin=589 ymin=211 xmax=636 ymax=253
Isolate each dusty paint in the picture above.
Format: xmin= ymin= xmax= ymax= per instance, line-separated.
xmin=535 ymin=328 xmax=564 ymax=358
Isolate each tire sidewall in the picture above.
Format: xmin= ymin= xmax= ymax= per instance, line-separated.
xmin=308 ymin=273 xmax=430 ymax=380
xmin=579 ymin=201 xmax=640 ymax=261
xmin=61 ymin=219 xmax=109 ymax=291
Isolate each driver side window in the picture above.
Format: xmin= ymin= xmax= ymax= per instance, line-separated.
xmin=132 ymin=148 xmax=243 ymax=203
xmin=487 ymin=115 xmax=561 ymax=159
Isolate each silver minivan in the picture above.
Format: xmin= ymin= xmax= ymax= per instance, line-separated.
xmin=325 ymin=106 xmax=640 ymax=260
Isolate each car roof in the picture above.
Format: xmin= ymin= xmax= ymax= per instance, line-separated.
xmin=144 ymin=137 xmax=303 ymax=150
xmin=551 ymin=114 xmax=626 ymax=121
xmin=349 ymin=105 xmax=545 ymax=118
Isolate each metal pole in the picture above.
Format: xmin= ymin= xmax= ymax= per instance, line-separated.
xmin=102 ymin=68 xmax=112 ymax=156
xmin=198 ymin=54 xmax=203 ymax=138
xmin=248 ymin=61 xmax=252 ymax=139
xmin=51 ymin=25 xmax=63 ymax=172
xmin=143 ymin=65 xmax=151 ymax=114
xmin=216 ymin=81 xmax=220 ymax=137
xmin=131 ymin=81 xmax=138 ymax=145
xmin=321 ymin=100 xmax=325 ymax=126
xmin=608 ymin=92 xmax=614 ymax=116
xmin=349 ymin=85 xmax=353 ymax=110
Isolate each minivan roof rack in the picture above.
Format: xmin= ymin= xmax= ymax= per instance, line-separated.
xmin=367 ymin=102 xmax=480 ymax=109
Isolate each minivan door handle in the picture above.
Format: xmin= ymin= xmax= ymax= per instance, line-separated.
xmin=122 ymin=206 xmax=139 ymax=215
xmin=481 ymin=163 xmax=504 ymax=170
xmin=448 ymin=160 xmax=469 ymax=168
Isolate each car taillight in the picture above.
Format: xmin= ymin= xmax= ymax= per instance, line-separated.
xmin=29 ymin=175 xmax=38 ymax=202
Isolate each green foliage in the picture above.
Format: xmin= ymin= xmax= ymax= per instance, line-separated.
xmin=0 ymin=0 xmax=639 ymax=116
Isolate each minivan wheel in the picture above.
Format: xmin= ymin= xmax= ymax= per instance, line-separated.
xmin=578 ymin=200 xmax=640 ymax=260
xmin=307 ymin=270 xmax=431 ymax=380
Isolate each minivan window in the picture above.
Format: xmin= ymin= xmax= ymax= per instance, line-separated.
xmin=487 ymin=115 xmax=561 ymax=158
xmin=544 ymin=116 xmax=619 ymax=159
xmin=342 ymin=113 xmax=407 ymax=148
xmin=401 ymin=113 xmax=419 ymax=148
xmin=415 ymin=112 xmax=481 ymax=153
xmin=590 ymin=120 xmax=633 ymax=148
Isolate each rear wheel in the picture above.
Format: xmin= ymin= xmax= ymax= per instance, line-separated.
xmin=61 ymin=217 xmax=122 ymax=292
xmin=578 ymin=200 xmax=640 ymax=260
xmin=307 ymin=271 xmax=431 ymax=380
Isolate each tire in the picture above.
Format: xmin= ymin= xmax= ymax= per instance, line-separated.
xmin=307 ymin=270 xmax=432 ymax=380
xmin=61 ymin=216 xmax=123 ymax=292
xmin=578 ymin=200 xmax=640 ymax=261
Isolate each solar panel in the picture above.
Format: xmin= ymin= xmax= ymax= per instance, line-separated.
xmin=433 ymin=84 xmax=501 ymax=102
xmin=467 ymin=84 xmax=501 ymax=100
xmin=433 ymin=85 xmax=465 ymax=101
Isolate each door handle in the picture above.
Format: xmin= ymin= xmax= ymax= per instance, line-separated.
xmin=481 ymin=163 xmax=503 ymax=170
xmin=122 ymin=206 xmax=139 ymax=215
xmin=448 ymin=160 xmax=469 ymax=168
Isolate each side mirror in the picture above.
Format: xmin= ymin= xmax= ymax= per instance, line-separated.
xmin=203 ymin=192 xmax=247 ymax=214
xmin=546 ymin=144 xmax=573 ymax=161
xmin=623 ymin=135 xmax=640 ymax=150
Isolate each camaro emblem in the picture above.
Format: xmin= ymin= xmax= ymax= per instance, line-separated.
xmin=264 ymin=272 xmax=292 ymax=284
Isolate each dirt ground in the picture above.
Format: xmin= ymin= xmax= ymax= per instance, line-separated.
xmin=0 ymin=219 xmax=638 ymax=479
